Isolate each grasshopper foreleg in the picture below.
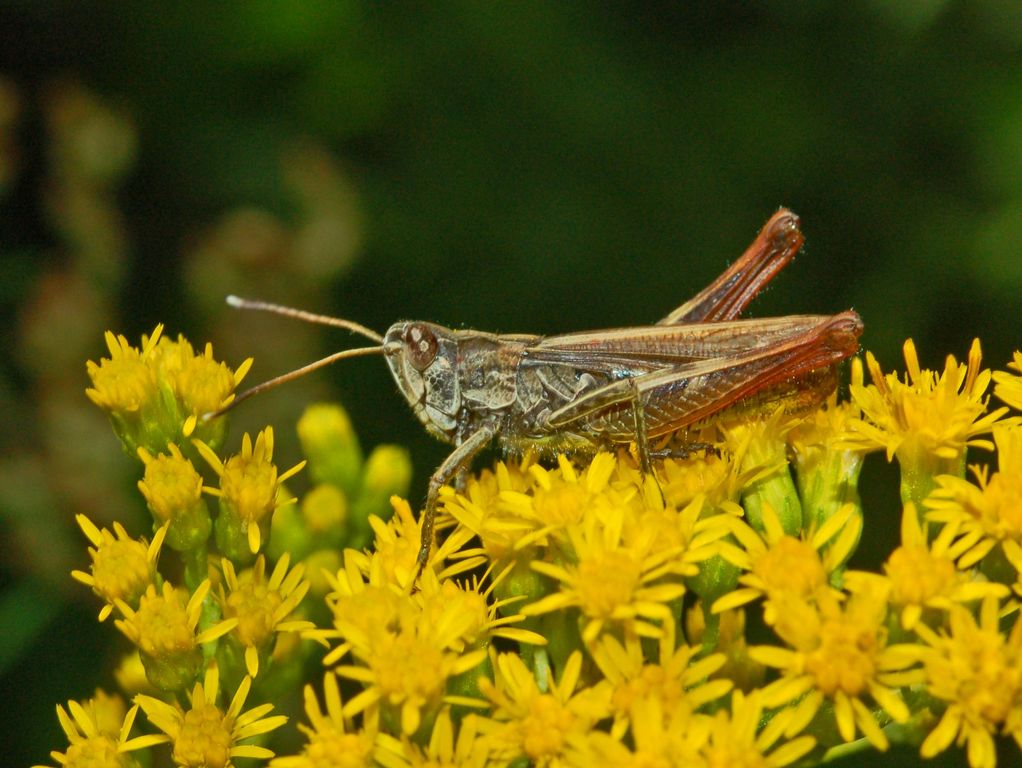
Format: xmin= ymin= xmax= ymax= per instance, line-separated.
xmin=416 ymin=425 xmax=495 ymax=577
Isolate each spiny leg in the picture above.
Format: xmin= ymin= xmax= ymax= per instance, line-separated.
xmin=629 ymin=379 xmax=664 ymax=504
xmin=416 ymin=426 xmax=494 ymax=579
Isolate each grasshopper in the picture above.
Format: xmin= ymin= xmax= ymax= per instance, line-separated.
xmin=217 ymin=209 xmax=862 ymax=573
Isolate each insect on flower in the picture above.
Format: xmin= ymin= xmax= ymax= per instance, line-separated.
xmin=210 ymin=209 xmax=863 ymax=574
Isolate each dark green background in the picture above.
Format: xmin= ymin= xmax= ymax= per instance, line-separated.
xmin=3 ymin=2 xmax=1020 ymax=765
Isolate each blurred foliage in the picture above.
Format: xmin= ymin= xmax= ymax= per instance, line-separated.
xmin=1 ymin=2 xmax=1021 ymax=765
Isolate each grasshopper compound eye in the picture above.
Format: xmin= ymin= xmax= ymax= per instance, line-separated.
xmin=404 ymin=323 xmax=439 ymax=370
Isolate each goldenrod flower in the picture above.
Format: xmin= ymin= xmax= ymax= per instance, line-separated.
xmin=439 ymin=465 xmax=537 ymax=565
xmin=415 ymin=565 xmax=547 ymax=654
xmin=691 ymin=689 xmax=817 ymax=768
xmin=196 ymin=428 xmax=305 ymax=560
xmin=85 ymin=326 xmax=165 ymax=453
xmin=588 ymin=613 xmax=731 ymax=739
xmin=137 ymin=443 xmax=211 ymax=551
xmin=713 ymin=502 xmax=860 ymax=625
xmin=564 ymin=695 xmax=699 ymax=767
xmin=478 ymin=650 xmax=610 ymax=767
xmin=847 ymin=339 xmax=1008 ymax=504
xmin=751 ymin=587 xmax=921 ymax=750
xmin=151 ymin=335 xmax=252 ymax=438
xmin=369 ymin=497 xmax=479 ymax=586
xmin=71 ymin=514 xmax=167 ymax=621
xmin=86 ymin=327 xmax=163 ymax=414
xmin=658 ymin=449 xmax=737 ymax=509
xmin=927 ymin=425 xmax=1022 ymax=569
xmin=218 ymin=554 xmax=314 ymax=677
xmin=520 ymin=495 xmax=707 ymax=644
xmin=87 ymin=327 xmax=250 ymax=454
xmin=845 ymin=504 xmax=1007 ymax=630
xmin=269 ymin=672 xmax=376 ymax=768
xmin=35 ymin=692 xmax=160 ymax=768
xmin=913 ymin=596 xmax=1022 ymax=768
xmin=375 ymin=707 xmax=494 ymax=768
xmin=314 ymin=550 xmax=490 ymax=736
xmin=993 ymin=350 xmax=1022 ymax=411
xmin=445 ymin=453 xmax=624 ymax=567
xmin=135 ymin=666 xmax=287 ymax=768
xmin=115 ymin=580 xmax=237 ymax=692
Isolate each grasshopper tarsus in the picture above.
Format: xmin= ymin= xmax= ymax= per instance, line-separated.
xmin=224 ymin=209 xmax=863 ymax=578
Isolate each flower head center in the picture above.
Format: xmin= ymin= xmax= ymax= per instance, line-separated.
xmin=134 ymin=590 xmax=196 ymax=656
xmin=576 ymin=550 xmax=642 ymax=618
xmin=173 ymin=701 xmax=233 ymax=768
xmin=91 ymin=538 xmax=152 ymax=605
xmin=521 ymin=694 xmax=574 ymax=759
xmin=805 ymin=617 xmax=878 ymax=696
xmin=221 ymin=455 xmax=278 ymax=523
xmin=885 ymin=546 xmax=956 ymax=605
xmin=753 ymin=536 xmax=826 ymax=599
xmin=226 ymin=581 xmax=282 ymax=647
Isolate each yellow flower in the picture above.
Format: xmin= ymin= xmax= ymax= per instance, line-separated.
xmin=587 ymin=613 xmax=731 ymax=740
xmin=313 ymin=550 xmax=490 ymax=736
xmin=368 ymin=497 xmax=480 ymax=587
xmin=415 ymin=564 xmax=547 ymax=653
xmin=751 ymin=586 xmax=921 ymax=751
xmin=269 ymin=672 xmax=376 ymax=768
xmin=520 ymin=495 xmax=710 ymax=644
xmin=712 ymin=502 xmax=860 ymax=625
xmin=137 ymin=443 xmax=211 ymax=551
xmin=993 ymin=350 xmax=1022 ymax=411
xmin=846 ymin=339 xmax=1008 ymax=504
xmin=151 ymin=335 xmax=252 ymax=437
xmin=135 ymin=666 xmax=287 ymax=768
xmin=86 ymin=327 xmax=251 ymax=454
xmin=478 ymin=650 xmax=610 ymax=767
xmin=71 ymin=515 xmax=167 ymax=621
xmin=218 ymin=554 xmax=314 ymax=677
xmin=115 ymin=580 xmax=237 ymax=692
xmin=375 ymin=707 xmax=494 ymax=768
xmin=845 ymin=504 xmax=1007 ymax=630
xmin=927 ymin=426 xmax=1022 ymax=569
xmin=658 ymin=449 xmax=738 ymax=509
xmin=914 ymin=596 xmax=1022 ymax=768
xmin=85 ymin=326 xmax=163 ymax=415
xmin=35 ymin=692 xmax=161 ymax=768
xmin=443 ymin=453 xmax=621 ymax=565
xmin=564 ymin=695 xmax=699 ymax=768
xmin=196 ymin=428 xmax=305 ymax=559
xmin=691 ymin=689 xmax=817 ymax=768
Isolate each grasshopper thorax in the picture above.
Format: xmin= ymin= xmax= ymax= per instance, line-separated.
xmin=384 ymin=321 xmax=462 ymax=442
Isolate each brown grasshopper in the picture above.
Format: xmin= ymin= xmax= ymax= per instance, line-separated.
xmin=217 ymin=209 xmax=862 ymax=572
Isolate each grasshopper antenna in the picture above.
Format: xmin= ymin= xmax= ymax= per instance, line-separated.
xmin=204 ymin=296 xmax=386 ymax=421
xmin=226 ymin=295 xmax=384 ymax=343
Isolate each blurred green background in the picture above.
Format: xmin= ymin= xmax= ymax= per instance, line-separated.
xmin=2 ymin=2 xmax=1020 ymax=765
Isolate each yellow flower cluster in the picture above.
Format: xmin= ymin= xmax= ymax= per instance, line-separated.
xmin=37 ymin=331 xmax=1022 ymax=768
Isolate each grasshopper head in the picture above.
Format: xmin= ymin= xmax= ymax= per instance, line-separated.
xmin=384 ymin=321 xmax=461 ymax=442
